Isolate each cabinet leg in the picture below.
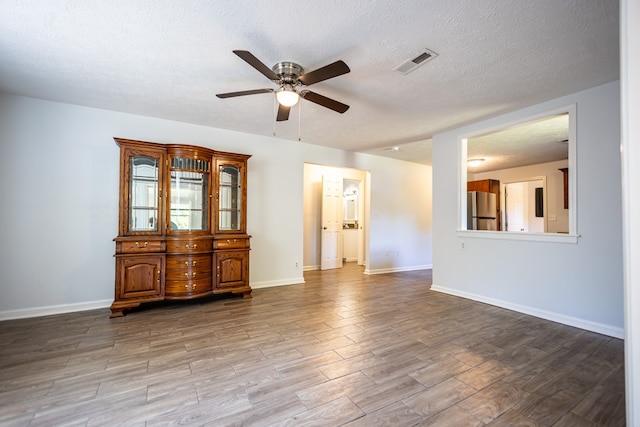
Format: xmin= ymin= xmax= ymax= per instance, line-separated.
xmin=109 ymin=309 xmax=125 ymax=318
xmin=242 ymin=290 xmax=252 ymax=299
xmin=109 ymin=302 xmax=141 ymax=318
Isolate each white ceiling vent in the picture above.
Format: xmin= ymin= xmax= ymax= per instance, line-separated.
xmin=393 ymin=48 xmax=438 ymax=74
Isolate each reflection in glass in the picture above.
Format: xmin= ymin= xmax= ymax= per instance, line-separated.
xmin=129 ymin=155 xmax=159 ymax=232
xmin=219 ymin=165 xmax=241 ymax=231
xmin=170 ymin=157 xmax=209 ymax=231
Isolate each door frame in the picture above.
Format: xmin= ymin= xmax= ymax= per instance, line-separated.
xmin=303 ymin=163 xmax=369 ymax=271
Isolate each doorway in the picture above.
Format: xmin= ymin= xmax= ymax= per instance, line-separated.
xmin=503 ymin=177 xmax=546 ymax=232
xmin=303 ymin=163 xmax=368 ymax=271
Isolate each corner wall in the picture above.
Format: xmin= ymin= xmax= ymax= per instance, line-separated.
xmin=432 ymin=81 xmax=623 ymax=337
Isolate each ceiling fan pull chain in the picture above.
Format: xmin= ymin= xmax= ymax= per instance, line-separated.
xmin=273 ymin=94 xmax=277 ymax=136
xmin=298 ymin=101 xmax=301 ymax=141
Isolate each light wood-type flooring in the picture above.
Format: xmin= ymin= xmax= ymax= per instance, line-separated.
xmin=0 ymin=263 xmax=625 ymax=426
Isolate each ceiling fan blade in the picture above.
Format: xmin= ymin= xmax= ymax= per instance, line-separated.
xmin=233 ymin=50 xmax=280 ymax=81
xmin=298 ymin=60 xmax=350 ymax=86
xmin=216 ymin=88 xmax=273 ymax=98
xmin=276 ymin=104 xmax=290 ymax=121
xmin=301 ymin=90 xmax=349 ymax=113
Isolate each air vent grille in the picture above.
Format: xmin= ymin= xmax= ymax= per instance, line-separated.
xmin=393 ymin=48 xmax=438 ymax=74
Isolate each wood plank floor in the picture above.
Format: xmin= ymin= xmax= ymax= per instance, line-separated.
xmin=0 ymin=263 xmax=625 ymax=426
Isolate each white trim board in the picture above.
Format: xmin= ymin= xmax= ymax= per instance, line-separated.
xmin=0 ymin=299 xmax=112 ymax=321
xmin=250 ymin=276 xmax=305 ymax=289
xmin=431 ymin=284 xmax=623 ymax=339
xmin=365 ymin=265 xmax=432 ymax=275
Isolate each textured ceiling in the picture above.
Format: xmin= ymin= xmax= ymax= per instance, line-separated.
xmin=468 ymin=113 xmax=569 ymax=174
xmin=0 ymin=1 xmax=619 ymax=167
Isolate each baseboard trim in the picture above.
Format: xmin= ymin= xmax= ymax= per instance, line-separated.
xmin=0 ymin=299 xmax=112 ymax=321
xmin=430 ymin=284 xmax=624 ymax=339
xmin=251 ymin=276 xmax=305 ymax=289
xmin=364 ymin=265 xmax=432 ymax=275
xmin=303 ymin=265 xmax=320 ymax=272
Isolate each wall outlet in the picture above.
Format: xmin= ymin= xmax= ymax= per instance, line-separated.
xmin=460 ymin=242 xmax=466 ymax=250
xmin=549 ymin=214 xmax=557 ymax=221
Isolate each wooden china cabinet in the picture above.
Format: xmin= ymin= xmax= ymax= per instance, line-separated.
xmin=110 ymin=138 xmax=251 ymax=317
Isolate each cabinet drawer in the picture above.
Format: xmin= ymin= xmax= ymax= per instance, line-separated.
xmin=166 ymin=238 xmax=213 ymax=253
xmin=118 ymin=239 xmax=164 ymax=254
xmin=165 ymin=268 xmax=212 ymax=281
xmin=166 ymin=259 xmax=212 ymax=280
xmin=165 ymin=278 xmax=212 ymax=296
xmin=215 ymin=237 xmax=249 ymax=250
xmin=166 ymin=255 xmax=212 ymax=271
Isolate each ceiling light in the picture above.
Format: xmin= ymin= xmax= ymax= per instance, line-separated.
xmin=467 ymin=158 xmax=485 ymax=167
xmin=391 ymin=146 xmax=400 ymax=151
xmin=275 ymin=86 xmax=299 ymax=107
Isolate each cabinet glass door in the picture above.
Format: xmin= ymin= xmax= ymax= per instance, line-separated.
xmin=219 ymin=164 xmax=242 ymax=231
xmin=169 ymin=157 xmax=209 ymax=231
xmin=129 ymin=155 xmax=160 ymax=232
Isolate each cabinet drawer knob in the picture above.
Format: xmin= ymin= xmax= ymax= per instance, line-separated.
xmin=184 ymin=284 xmax=196 ymax=290
xmin=185 ymin=244 xmax=198 ymax=250
xmin=185 ymin=260 xmax=196 ymax=267
xmin=135 ymin=241 xmax=148 ymax=248
xmin=185 ymin=272 xmax=196 ymax=279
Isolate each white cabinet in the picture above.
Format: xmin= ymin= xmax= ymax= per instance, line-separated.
xmin=342 ymin=228 xmax=358 ymax=262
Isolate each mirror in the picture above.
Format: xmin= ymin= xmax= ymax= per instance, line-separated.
xmin=462 ymin=106 xmax=575 ymax=235
xmin=343 ymin=179 xmax=359 ymax=227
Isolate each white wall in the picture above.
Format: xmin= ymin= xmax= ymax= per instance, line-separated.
xmin=471 ymin=159 xmax=569 ymax=233
xmin=0 ymin=93 xmax=433 ymax=318
xmin=432 ymin=81 xmax=623 ymax=337
xmin=366 ymin=159 xmax=433 ymax=273
xmin=303 ymin=154 xmax=432 ymax=274
xmin=621 ymin=0 xmax=640 ymax=422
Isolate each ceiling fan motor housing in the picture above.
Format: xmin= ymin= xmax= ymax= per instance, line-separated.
xmin=272 ymin=62 xmax=304 ymax=84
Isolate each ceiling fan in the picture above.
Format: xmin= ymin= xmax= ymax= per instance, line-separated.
xmin=216 ymin=50 xmax=351 ymax=121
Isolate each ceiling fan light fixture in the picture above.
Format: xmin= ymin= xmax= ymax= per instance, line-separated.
xmin=467 ymin=158 xmax=485 ymax=167
xmin=275 ymin=86 xmax=299 ymax=107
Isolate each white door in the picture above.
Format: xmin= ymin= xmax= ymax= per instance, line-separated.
xmin=505 ymin=182 xmax=526 ymax=232
xmin=528 ymin=179 xmax=545 ymax=232
xmin=321 ymin=175 xmax=343 ymax=270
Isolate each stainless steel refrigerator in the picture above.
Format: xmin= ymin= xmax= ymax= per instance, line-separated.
xmin=467 ymin=191 xmax=497 ymax=230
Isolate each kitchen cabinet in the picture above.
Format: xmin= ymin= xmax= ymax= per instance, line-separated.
xmin=110 ymin=138 xmax=252 ymax=317
xmin=467 ymin=179 xmax=501 ymax=230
